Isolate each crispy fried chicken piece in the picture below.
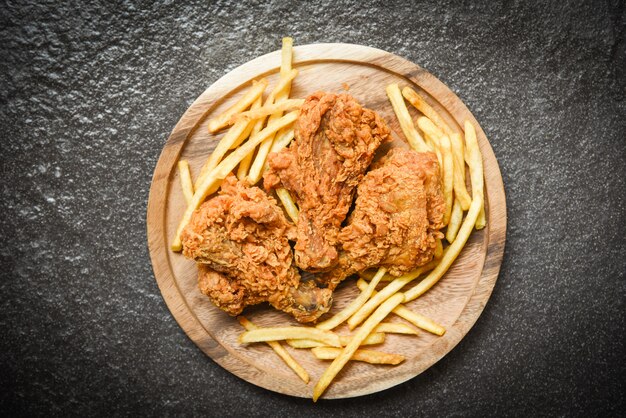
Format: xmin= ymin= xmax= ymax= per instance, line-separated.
xmin=318 ymin=148 xmax=446 ymax=290
xmin=181 ymin=175 xmax=332 ymax=323
xmin=264 ymin=92 xmax=391 ymax=272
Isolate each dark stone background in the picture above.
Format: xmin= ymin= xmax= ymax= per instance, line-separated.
xmin=1 ymin=0 xmax=624 ymax=416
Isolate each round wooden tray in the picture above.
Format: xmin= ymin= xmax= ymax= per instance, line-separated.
xmin=147 ymin=43 xmax=506 ymax=399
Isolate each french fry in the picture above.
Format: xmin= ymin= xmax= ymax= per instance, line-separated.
xmin=236 ymin=95 xmax=264 ymax=180
xmin=230 ymin=94 xmax=263 ymax=150
xmin=359 ymin=269 xmax=394 ymax=282
xmin=247 ymin=38 xmax=296 ymax=185
xmin=417 ymin=116 xmax=445 ymax=143
xmin=311 ymin=347 xmax=405 ymax=365
xmin=464 ymin=120 xmax=486 ymax=230
xmin=373 ymin=322 xmax=419 ymax=335
xmin=347 ymin=262 xmax=436 ymax=330
xmin=231 ymin=98 xmax=303 ymax=124
xmin=195 ymin=118 xmax=256 ymax=189
xmin=276 ymin=188 xmax=298 ymax=223
xmin=261 ymin=68 xmax=298 ymax=108
xmin=356 ymin=278 xmax=445 ymax=336
xmin=428 ymin=136 xmax=443 ymax=172
xmin=246 ymin=121 xmax=282 ymax=184
xmin=280 ymin=37 xmax=293 ymax=76
xmin=440 ymin=135 xmax=454 ymax=225
xmin=246 ymin=136 xmax=284 ymax=185
xmin=276 ymin=37 xmax=294 ymax=115
xmin=434 ymin=144 xmax=443 ymax=171
xmin=385 ymin=84 xmax=429 ymax=153
xmin=171 ymin=111 xmax=298 ymax=251
xmin=317 ymin=267 xmax=387 ymax=331
xmin=286 ymin=332 xmax=385 ymax=349
xmin=237 ymin=316 xmax=309 ymax=383
xmin=278 ymin=36 xmax=294 ymax=108
xmin=177 ymin=160 xmax=194 ymax=205
xmin=341 ymin=333 xmax=384 ymax=346
xmin=403 ymin=122 xmax=484 ymax=302
xmin=237 ymin=148 xmax=256 ymax=181
xmin=359 ymin=260 xmax=436 ymax=282
xmin=235 ymin=71 xmax=296 ymax=180
xmin=205 ymin=70 xmax=295 ymax=185
xmin=476 ymin=204 xmax=486 ymax=230
xmin=424 ymin=133 xmax=443 ymax=179
xmin=239 ymin=326 xmax=341 ymax=348
xmin=465 ymin=120 xmax=484 ymax=195
xmin=450 ymin=133 xmax=472 ymax=210
xmin=207 ymin=78 xmax=268 ymax=133
xmin=427 ymin=132 xmax=442 ymax=150
xmin=286 ymin=339 xmax=321 ymax=349
xmin=446 ymin=198 xmax=463 ymax=243
xmin=424 ymin=134 xmax=439 ymax=154
xmin=402 ymin=87 xmax=455 ymax=136
xmin=206 ymin=112 xmax=298 ymax=185
xmin=230 ymin=121 xmax=256 ymax=151
xmin=434 ymin=238 xmax=443 ymax=259
xmin=313 ymin=293 xmax=405 ymax=401
xmin=419 ymin=118 xmax=446 ymax=177
xmin=426 ymin=135 xmax=445 ymax=171
xmin=269 ymin=128 xmax=295 ymax=154
xmin=392 ymin=305 xmax=446 ymax=336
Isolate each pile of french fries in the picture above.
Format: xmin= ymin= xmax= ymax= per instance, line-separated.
xmin=171 ymin=38 xmax=486 ymax=401
xmin=172 ymin=37 xmax=300 ymax=252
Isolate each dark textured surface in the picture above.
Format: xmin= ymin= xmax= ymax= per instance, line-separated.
xmin=1 ymin=0 xmax=625 ymax=416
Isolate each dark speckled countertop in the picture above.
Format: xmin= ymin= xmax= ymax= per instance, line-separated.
xmin=1 ymin=0 xmax=624 ymax=416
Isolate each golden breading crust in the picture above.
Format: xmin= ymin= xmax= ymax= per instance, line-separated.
xmin=264 ymin=92 xmax=391 ymax=272
xmin=182 ymin=175 xmax=332 ymax=323
xmin=320 ymin=148 xmax=446 ymax=290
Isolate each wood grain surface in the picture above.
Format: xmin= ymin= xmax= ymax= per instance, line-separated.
xmin=146 ymin=43 xmax=506 ymax=399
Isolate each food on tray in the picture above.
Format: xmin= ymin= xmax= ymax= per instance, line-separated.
xmin=169 ymin=37 xmax=487 ymax=401
xmin=264 ymin=92 xmax=391 ymax=272
xmin=182 ymin=174 xmax=332 ymax=323
xmin=170 ymin=110 xmax=298 ymax=251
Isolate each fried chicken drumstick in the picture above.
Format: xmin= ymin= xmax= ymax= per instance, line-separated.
xmin=181 ymin=175 xmax=332 ymax=323
xmin=264 ymin=92 xmax=391 ymax=272
xmin=319 ymin=148 xmax=446 ymax=290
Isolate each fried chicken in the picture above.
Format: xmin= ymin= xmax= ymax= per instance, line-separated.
xmin=181 ymin=175 xmax=332 ymax=323
xmin=318 ymin=148 xmax=446 ymax=290
xmin=264 ymin=92 xmax=391 ymax=272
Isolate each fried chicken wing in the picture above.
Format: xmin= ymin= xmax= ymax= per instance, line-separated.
xmin=264 ymin=92 xmax=391 ymax=272
xmin=181 ymin=175 xmax=332 ymax=323
xmin=319 ymin=148 xmax=446 ymax=290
